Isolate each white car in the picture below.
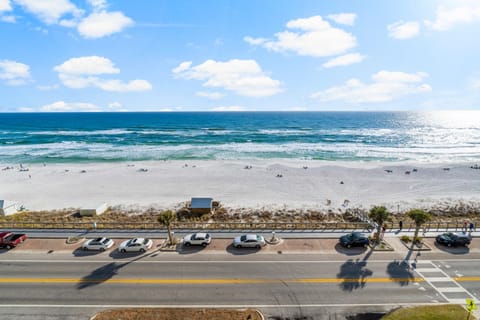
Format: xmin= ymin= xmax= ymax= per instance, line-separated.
xmin=118 ymin=238 xmax=153 ymax=253
xmin=183 ymin=233 xmax=211 ymax=247
xmin=82 ymin=237 xmax=114 ymax=251
xmin=233 ymin=234 xmax=266 ymax=248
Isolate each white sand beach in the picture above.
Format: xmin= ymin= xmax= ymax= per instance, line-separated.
xmin=1 ymin=160 xmax=480 ymax=213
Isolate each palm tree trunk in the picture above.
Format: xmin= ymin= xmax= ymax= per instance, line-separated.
xmin=167 ymin=225 xmax=173 ymax=245
xmin=412 ymin=225 xmax=419 ymax=249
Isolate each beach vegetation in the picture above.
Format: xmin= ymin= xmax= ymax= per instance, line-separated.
xmin=407 ymin=209 xmax=432 ymax=245
xmin=157 ymin=210 xmax=176 ymax=245
xmin=368 ymin=206 xmax=391 ymax=243
xmin=381 ymin=304 xmax=472 ymax=320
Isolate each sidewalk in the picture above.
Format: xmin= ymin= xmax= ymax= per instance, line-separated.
xmin=6 ymin=228 xmax=480 ymax=239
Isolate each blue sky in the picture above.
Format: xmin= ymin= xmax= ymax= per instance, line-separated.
xmin=0 ymin=0 xmax=479 ymax=112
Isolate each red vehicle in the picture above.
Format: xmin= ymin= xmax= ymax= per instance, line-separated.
xmin=0 ymin=232 xmax=27 ymax=249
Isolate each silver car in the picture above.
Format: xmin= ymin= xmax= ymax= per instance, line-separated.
xmin=233 ymin=234 xmax=266 ymax=248
xmin=118 ymin=238 xmax=153 ymax=253
xmin=183 ymin=233 xmax=211 ymax=247
xmin=82 ymin=237 xmax=114 ymax=251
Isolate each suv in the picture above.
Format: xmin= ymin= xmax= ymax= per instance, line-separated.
xmin=339 ymin=232 xmax=370 ymax=248
xmin=436 ymin=232 xmax=471 ymax=247
xmin=183 ymin=233 xmax=211 ymax=247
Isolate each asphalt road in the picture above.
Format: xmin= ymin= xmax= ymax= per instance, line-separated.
xmin=1 ymin=252 xmax=479 ymax=320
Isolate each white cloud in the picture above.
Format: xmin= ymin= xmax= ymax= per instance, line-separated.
xmin=13 ymin=0 xmax=83 ymax=24
xmin=77 ymin=11 xmax=133 ymax=39
xmin=54 ymin=56 xmax=152 ymax=92
xmin=17 ymin=107 xmax=34 ymax=112
xmin=0 ymin=0 xmax=12 ymax=12
xmin=0 ymin=59 xmax=31 ymax=85
xmin=425 ymin=4 xmax=480 ymax=31
xmin=322 ymin=53 xmax=365 ymax=68
xmin=388 ymin=21 xmax=420 ymax=39
xmin=88 ymin=0 xmax=107 ymax=11
xmin=327 ymin=13 xmax=357 ymax=26
xmin=37 ymin=84 xmax=59 ymax=90
xmin=210 ymin=106 xmax=246 ymax=112
xmin=196 ymin=91 xmax=225 ymax=100
xmin=173 ymin=59 xmax=282 ymax=97
xmin=244 ymin=36 xmax=267 ymax=45
xmin=54 ymin=56 xmax=120 ymax=75
xmin=1 ymin=15 xmax=15 ymax=23
xmin=40 ymin=101 xmax=101 ymax=112
xmin=107 ymin=101 xmax=128 ymax=111
xmin=245 ymin=15 xmax=357 ymax=57
xmin=311 ymin=70 xmax=431 ymax=104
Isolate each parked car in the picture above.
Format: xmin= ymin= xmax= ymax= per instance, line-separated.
xmin=436 ymin=232 xmax=471 ymax=247
xmin=183 ymin=233 xmax=211 ymax=247
xmin=82 ymin=237 xmax=114 ymax=251
xmin=118 ymin=238 xmax=153 ymax=253
xmin=0 ymin=231 xmax=27 ymax=250
xmin=339 ymin=232 xmax=370 ymax=248
xmin=233 ymin=234 xmax=266 ymax=248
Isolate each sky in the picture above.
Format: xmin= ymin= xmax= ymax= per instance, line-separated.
xmin=0 ymin=0 xmax=479 ymax=112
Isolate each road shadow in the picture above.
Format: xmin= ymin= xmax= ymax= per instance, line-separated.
xmin=434 ymin=242 xmax=470 ymax=254
xmin=72 ymin=247 xmax=107 ymax=257
xmin=226 ymin=244 xmax=261 ymax=255
xmin=336 ymin=258 xmax=373 ymax=291
xmin=108 ymin=249 xmax=146 ymax=259
xmin=386 ymin=260 xmax=415 ymax=286
xmin=178 ymin=245 xmax=208 ymax=255
xmin=77 ymin=249 xmax=152 ymax=289
xmin=346 ymin=313 xmax=384 ymax=320
xmin=335 ymin=243 xmax=368 ymax=256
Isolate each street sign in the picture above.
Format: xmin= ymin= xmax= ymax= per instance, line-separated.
xmin=466 ymin=299 xmax=477 ymax=312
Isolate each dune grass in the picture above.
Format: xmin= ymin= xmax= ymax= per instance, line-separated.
xmin=92 ymin=308 xmax=263 ymax=320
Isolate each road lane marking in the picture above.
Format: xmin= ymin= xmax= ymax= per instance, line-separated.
xmin=414 ymin=261 xmax=478 ymax=303
xmin=0 ymin=277 xmax=425 ymax=284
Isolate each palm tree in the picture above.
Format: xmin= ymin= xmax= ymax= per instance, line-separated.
xmin=407 ymin=209 xmax=431 ymax=246
xmin=368 ymin=206 xmax=391 ymax=243
xmin=157 ymin=210 xmax=176 ymax=245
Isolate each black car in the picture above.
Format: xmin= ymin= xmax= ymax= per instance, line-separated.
xmin=436 ymin=232 xmax=471 ymax=247
xmin=339 ymin=232 xmax=370 ymax=248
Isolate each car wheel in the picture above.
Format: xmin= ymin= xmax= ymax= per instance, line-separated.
xmin=346 ymin=244 xmax=351 ymax=248
xmin=255 ymin=244 xmax=261 ymax=249
xmin=82 ymin=247 xmax=88 ymax=251
xmin=100 ymin=247 xmax=105 ymax=251
xmin=235 ymin=244 xmax=241 ymax=248
xmin=140 ymin=248 xmax=145 ymax=253
xmin=6 ymin=245 xmax=12 ymax=250
xmin=184 ymin=242 xmax=191 ymax=247
xmin=121 ymin=249 xmax=126 ymax=253
xmin=202 ymin=243 xmax=208 ymax=247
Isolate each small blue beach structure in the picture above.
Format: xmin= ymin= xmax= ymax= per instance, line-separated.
xmin=189 ymin=197 xmax=217 ymax=215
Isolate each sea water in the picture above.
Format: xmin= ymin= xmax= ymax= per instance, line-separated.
xmin=0 ymin=111 xmax=479 ymax=163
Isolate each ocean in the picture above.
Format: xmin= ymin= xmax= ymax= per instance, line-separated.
xmin=0 ymin=111 xmax=479 ymax=163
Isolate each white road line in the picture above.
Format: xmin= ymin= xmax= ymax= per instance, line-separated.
xmin=415 ymin=261 xmax=478 ymax=303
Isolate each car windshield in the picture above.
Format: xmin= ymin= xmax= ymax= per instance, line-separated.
xmin=143 ymin=238 xmax=150 ymax=244
xmin=240 ymin=235 xmax=247 ymax=242
xmin=102 ymin=238 xmax=110 ymax=244
xmin=257 ymin=235 xmax=262 ymax=241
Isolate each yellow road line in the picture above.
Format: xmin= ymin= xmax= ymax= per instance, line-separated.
xmin=0 ymin=277 xmax=428 ymax=284
xmin=454 ymin=276 xmax=480 ymax=282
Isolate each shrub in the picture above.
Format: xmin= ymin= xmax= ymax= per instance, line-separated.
xmin=400 ymin=235 xmax=411 ymax=243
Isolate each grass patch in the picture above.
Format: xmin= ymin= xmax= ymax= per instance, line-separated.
xmin=382 ymin=304 xmax=475 ymax=320
xmin=92 ymin=308 xmax=263 ymax=320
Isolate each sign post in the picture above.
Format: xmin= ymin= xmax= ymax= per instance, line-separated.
xmin=466 ymin=299 xmax=477 ymax=320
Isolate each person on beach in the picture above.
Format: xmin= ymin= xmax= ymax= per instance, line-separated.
xmin=469 ymin=222 xmax=475 ymax=233
xmin=464 ymin=220 xmax=468 ymax=233
xmin=399 ymin=220 xmax=403 ymax=231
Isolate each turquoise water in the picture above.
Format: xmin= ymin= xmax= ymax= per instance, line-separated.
xmin=0 ymin=111 xmax=479 ymax=163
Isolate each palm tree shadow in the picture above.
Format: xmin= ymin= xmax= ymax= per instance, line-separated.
xmin=336 ymin=258 xmax=373 ymax=291
xmin=77 ymin=250 xmax=155 ymax=290
xmin=386 ymin=260 xmax=415 ymax=286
